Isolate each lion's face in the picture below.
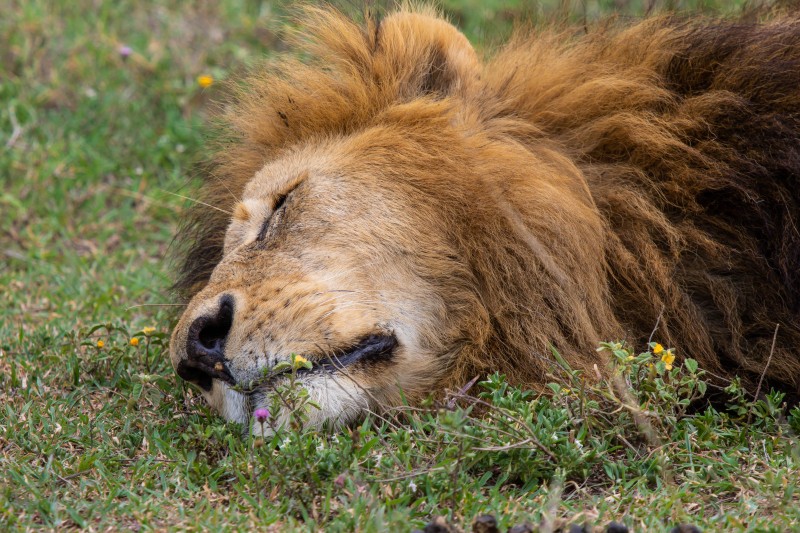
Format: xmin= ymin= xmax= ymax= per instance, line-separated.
xmin=170 ymin=128 xmax=487 ymax=433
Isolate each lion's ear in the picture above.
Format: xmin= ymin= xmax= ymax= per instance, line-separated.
xmin=373 ymin=9 xmax=480 ymax=99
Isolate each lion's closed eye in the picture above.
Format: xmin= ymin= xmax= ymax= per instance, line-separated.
xmin=256 ymin=192 xmax=290 ymax=242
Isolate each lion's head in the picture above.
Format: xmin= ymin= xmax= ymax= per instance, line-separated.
xmin=171 ymin=6 xmax=800 ymax=433
xmin=170 ymin=6 xmax=615 ymax=432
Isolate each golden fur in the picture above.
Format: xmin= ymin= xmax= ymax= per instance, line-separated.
xmin=170 ymin=6 xmax=800 ymax=431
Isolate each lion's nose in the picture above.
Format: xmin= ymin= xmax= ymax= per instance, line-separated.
xmin=176 ymin=294 xmax=236 ymax=391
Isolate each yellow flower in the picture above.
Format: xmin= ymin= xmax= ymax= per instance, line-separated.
xmin=293 ymin=354 xmax=309 ymax=369
xmin=142 ymin=327 xmax=156 ymax=336
xmin=130 ymin=337 xmax=139 ymax=347
xmin=653 ymin=343 xmax=664 ymax=355
xmin=661 ymin=349 xmax=675 ymax=371
xmin=197 ymin=75 xmax=213 ymax=88
xmin=97 ymin=340 xmax=104 ymax=348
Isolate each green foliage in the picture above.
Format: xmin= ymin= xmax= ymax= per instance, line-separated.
xmin=2 ymin=0 xmax=798 ymax=530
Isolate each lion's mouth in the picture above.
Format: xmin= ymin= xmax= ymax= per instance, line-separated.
xmin=315 ymin=333 xmax=398 ymax=371
xmin=237 ymin=333 xmax=398 ymax=394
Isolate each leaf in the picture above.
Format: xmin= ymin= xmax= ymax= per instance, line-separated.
xmin=272 ymin=361 xmax=291 ymax=373
xmin=685 ymin=358 xmax=698 ymax=373
xmin=131 ymin=382 xmax=143 ymax=401
xmin=549 ymin=344 xmax=573 ymax=370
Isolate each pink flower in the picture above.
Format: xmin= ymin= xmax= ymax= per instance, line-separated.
xmin=118 ymin=45 xmax=132 ymax=60
xmin=254 ymin=408 xmax=270 ymax=424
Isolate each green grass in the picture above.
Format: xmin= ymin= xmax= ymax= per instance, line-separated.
xmin=2 ymin=0 xmax=798 ymax=530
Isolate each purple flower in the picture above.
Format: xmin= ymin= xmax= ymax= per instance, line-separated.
xmin=118 ymin=45 xmax=132 ymax=60
xmin=254 ymin=408 xmax=270 ymax=424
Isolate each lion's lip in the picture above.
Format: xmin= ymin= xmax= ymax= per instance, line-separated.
xmin=316 ymin=333 xmax=398 ymax=371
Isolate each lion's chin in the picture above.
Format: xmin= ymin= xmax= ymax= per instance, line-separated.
xmin=202 ymin=381 xmax=251 ymax=426
xmin=203 ymin=374 xmax=372 ymax=436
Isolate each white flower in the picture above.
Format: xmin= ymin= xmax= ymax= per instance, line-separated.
xmin=409 ymin=480 xmax=417 ymax=493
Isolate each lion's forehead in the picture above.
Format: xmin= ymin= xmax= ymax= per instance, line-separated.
xmin=243 ymin=150 xmax=340 ymax=200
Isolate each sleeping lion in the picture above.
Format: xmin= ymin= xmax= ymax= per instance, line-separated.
xmin=169 ymin=5 xmax=800 ymax=434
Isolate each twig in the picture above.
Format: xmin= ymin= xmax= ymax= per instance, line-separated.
xmin=615 ymin=433 xmax=641 ymax=457
xmin=446 ymin=375 xmax=480 ymax=409
xmin=472 ymin=438 xmax=533 ymax=452
xmin=5 ymin=104 xmax=24 ymax=149
xmin=754 ymin=323 xmax=780 ymax=401
xmin=647 ymin=305 xmax=665 ymax=345
xmin=449 ymin=437 xmax=464 ymax=510
xmin=445 ymin=392 xmax=559 ymax=461
xmin=369 ymin=467 xmax=446 ymax=483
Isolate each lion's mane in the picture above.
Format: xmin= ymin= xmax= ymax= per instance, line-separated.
xmin=176 ymin=7 xmax=800 ymax=398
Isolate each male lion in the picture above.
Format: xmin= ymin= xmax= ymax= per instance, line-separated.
xmin=170 ymin=6 xmax=800 ymax=433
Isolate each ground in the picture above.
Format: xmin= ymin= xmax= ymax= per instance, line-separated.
xmin=1 ymin=0 xmax=798 ymax=530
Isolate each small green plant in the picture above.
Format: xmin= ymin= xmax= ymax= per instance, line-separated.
xmin=265 ymin=354 xmax=320 ymax=433
xmin=596 ymin=340 xmax=708 ymax=423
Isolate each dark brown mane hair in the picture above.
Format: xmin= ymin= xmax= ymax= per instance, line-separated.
xmin=174 ymin=7 xmax=800 ymax=398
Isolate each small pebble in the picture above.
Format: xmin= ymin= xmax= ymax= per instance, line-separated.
xmin=508 ymin=525 xmax=534 ymax=533
xmin=473 ymin=514 xmax=499 ymax=533
xmin=670 ymin=526 xmax=702 ymax=533
xmin=567 ymin=525 xmax=588 ymax=533
xmin=606 ymin=521 xmax=629 ymax=533
xmin=422 ymin=516 xmax=455 ymax=533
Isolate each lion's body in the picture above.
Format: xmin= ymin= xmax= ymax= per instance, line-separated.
xmin=171 ymin=7 xmax=800 ymax=431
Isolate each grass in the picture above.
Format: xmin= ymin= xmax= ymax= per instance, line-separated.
xmin=2 ymin=0 xmax=798 ymax=530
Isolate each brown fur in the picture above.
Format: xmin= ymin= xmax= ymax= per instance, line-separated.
xmin=171 ymin=6 xmax=800 ymax=428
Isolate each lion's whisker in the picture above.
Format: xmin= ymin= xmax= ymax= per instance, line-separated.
xmin=126 ymin=303 xmax=187 ymax=310
xmin=159 ymin=189 xmax=233 ymax=216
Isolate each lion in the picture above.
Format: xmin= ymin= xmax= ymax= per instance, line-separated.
xmin=169 ymin=5 xmax=800 ymax=434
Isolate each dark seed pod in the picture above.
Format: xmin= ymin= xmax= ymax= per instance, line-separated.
xmin=670 ymin=526 xmax=702 ymax=533
xmin=423 ymin=516 xmax=456 ymax=533
xmin=472 ymin=514 xmax=499 ymax=533
xmin=606 ymin=521 xmax=629 ymax=533
xmin=508 ymin=524 xmax=534 ymax=533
